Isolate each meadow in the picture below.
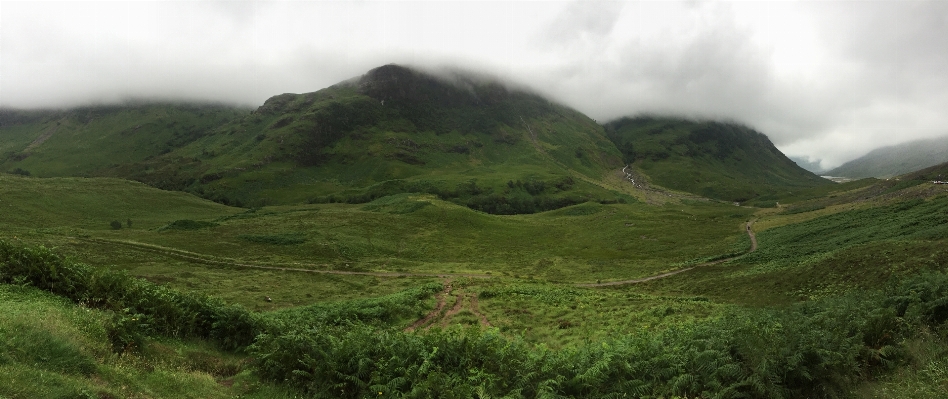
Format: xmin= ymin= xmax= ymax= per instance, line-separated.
xmin=2 ymin=170 xmax=948 ymax=398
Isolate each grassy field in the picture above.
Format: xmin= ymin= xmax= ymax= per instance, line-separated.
xmin=3 ymin=167 xmax=948 ymax=397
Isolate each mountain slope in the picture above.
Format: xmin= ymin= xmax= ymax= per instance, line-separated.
xmin=175 ymin=65 xmax=623 ymax=209
xmin=0 ymin=103 xmax=249 ymax=178
xmin=1 ymin=65 xmax=624 ymax=212
xmin=825 ymin=136 xmax=948 ymax=178
xmin=604 ymin=116 xmax=831 ymax=203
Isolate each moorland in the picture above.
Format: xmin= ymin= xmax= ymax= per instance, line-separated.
xmin=1 ymin=65 xmax=947 ymax=398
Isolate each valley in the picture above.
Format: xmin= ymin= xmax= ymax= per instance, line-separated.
xmin=1 ymin=65 xmax=947 ymax=398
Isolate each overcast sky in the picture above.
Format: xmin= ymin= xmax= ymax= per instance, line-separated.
xmin=2 ymin=1 xmax=947 ymax=168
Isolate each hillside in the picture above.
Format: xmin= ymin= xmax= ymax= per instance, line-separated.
xmin=0 ymin=65 xmax=624 ymax=213
xmin=604 ymin=116 xmax=832 ymax=204
xmin=2 ymin=169 xmax=948 ymax=397
xmin=0 ymin=103 xmax=249 ymax=178
xmin=826 ymin=135 xmax=948 ymax=178
xmin=144 ymin=64 xmax=624 ymax=211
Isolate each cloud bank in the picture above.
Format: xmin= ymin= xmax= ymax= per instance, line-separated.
xmin=2 ymin=1 xmax=947 ymax=168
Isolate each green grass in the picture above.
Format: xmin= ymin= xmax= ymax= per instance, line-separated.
xmin=605 ymin=116 xmax=832 ymax=203
xmin=475 ymin=281 xmax=724 ymax=348
xmin=3 ymin=122 xmax=948 ymax=396
xmin=628 ymin=194 xmax=948 ymax=307
xmin=0 ymin=284 xmax=301 ymax=399
xmin=1 ymin=66 xmax=626 ymax=212
xmin=1 ymin=175 xmax=754 ymax=285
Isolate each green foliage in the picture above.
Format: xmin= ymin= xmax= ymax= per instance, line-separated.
xmin=604 ymin=116 xmax=830 ymax=202
xmin=238 ymin=233 xmax=307 ymax=246
xmin=10 ymin=167 xmax=30 ymax=176
xmin=159 ymin=219 xmax=219 ymax=231
xmin=271 ymin=282 xmax=443 ymax=328
xmin=109 ymin=220 xmax=122 ymax=230
xmin=743 ymin=196 xmax=948 ymax=273
xmin=0 ymin=240 xmax=264 ymax=351
xmin=249 ymin=286 xmax=929 ymax=399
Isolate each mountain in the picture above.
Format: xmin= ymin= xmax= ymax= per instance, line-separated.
xmin=1 ymin=65 xmax=624 ymax=213
xmin=0 ymin=103 xmax=248 ymax=178
xmin=825 ymin=136 xmax=948 ymax=178
xmin=604 ymin=116 xmax=832 ymax=203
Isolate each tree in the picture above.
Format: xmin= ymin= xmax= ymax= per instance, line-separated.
xmin=110 ymin=220 xmax=122 ymax=230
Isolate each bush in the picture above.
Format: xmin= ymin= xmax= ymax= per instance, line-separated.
xmin=109 ymin=220 xmax=122 ymax=230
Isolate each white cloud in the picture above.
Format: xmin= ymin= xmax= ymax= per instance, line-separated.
xmin=2 ymin=0 xmax=947 ymax=168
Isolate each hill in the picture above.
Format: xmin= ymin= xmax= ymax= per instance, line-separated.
xmin=0 ymin=65 xmax=624 ymax=213
xmin=825 ymin=135 xmax=948 ymax=178
xmin=604 ymin=116 xmax=832 ymax=204
xmin=0 ymin=102 xmax=249 ymax=178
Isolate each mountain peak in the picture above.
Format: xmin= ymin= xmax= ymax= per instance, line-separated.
xmin=357 ymin=64 xmax=516 ymax=107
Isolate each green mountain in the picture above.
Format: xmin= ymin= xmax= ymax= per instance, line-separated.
xmin=174 ymin=64 xmax=624 ymax=210
xmin=0 ymin=103 xmax=249 ymax=178
xmin=1 ymin=65 xmax=624 ymax=213
xmin=604 ymin=116 xmax=832 ymax=203
xmin=825 ymin=135 xmax=948 ymax=178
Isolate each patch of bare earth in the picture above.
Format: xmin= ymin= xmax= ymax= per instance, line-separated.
xmin=405 ymin=281 xmax=452 ymax=332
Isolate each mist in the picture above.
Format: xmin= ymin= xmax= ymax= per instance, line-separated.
xmin=2 ymin=1 xmax=947 ymax=168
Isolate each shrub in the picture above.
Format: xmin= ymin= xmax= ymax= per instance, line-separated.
xmin=109 ymin=220 xmax=122 ymax=230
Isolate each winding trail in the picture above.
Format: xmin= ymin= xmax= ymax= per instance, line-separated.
xmin=576 ymin=220 xmax=757 ymax=288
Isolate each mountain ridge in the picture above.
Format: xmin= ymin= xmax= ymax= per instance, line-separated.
xmin=1 ymin=64 xmax=824 ymax=210
xmin=825 ymin=135 xmax=948 ymax=178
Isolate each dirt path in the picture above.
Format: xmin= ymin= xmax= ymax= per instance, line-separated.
xmin=577 ymin=220 xmax=758 ymax=288
xmin=75 ymin=237 xmax=493 ymax=280
xmin=438 ymin=293 xmax=466 ymax=328
xmin=405 ymin=281 xmax=452 ymax=332
xmin=403 ymin=285 xmax=494 ymax=331
xmin=469 ymin=293 xmax=492 ymax=328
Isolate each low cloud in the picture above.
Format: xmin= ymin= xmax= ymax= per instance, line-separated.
xmin=2 ymin=1 xmax=946 ymax=168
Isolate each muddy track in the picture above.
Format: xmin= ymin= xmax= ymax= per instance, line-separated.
xmin=469 ymin=293 xmax=492 ymax=327
xmin=406 ymin=281 xmax=452 ymax=332
xmin=438 ymin=293 xmax=467 ymax=328
xmin=577 ymin=220 xmax=758 ymax=288
xmin=75 ymin=237 xmax=493 ymax=280
xmin=406 ymin=287 xmax=494 ymax=331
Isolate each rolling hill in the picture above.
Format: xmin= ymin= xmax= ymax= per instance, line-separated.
xmin=604 ymin=116 xmax=832 ymax=204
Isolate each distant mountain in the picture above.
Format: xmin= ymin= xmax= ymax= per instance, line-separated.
xmin=825 ymin=136 xmax=948 ymax=179
xmin=1 ymin=65 xmax=624 ymax=213
xmin=788 ymin=156 xmax=827 ymax=174
xmin=604 ymin=116 xmax=831 ymax=203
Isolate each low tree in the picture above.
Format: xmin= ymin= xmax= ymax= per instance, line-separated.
xmin=110 ymin=220 xmax=122 ymax=230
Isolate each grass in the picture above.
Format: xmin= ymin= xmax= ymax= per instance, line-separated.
xmin=2 ymin=137 xmax=948 ymax=396
xmin=605 ymin=116 xmax=832 ymax=203
xmin=0 ymin=284 xmax=302 ymax=399
xmin=1 ymin=174 xmax=754 ymax=286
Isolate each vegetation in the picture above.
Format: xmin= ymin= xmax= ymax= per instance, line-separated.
xmin=604 ymin=116 xmax=831 ymax=203
xmin=2 ymin=65 xmax=948 ymax=397
xmin=4 ymin=238 xmax=948 ymax=398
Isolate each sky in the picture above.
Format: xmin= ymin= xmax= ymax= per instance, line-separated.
xmin=2 ymin=1 xmax=947 ymax=169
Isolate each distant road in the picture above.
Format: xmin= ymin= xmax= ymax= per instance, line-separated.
xmin=576 ymin=220 xmax=757 ymax=288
